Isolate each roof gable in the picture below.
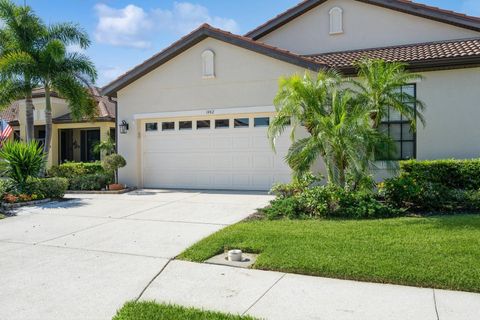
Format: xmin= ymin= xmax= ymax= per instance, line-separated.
xmin=246 ymin=0 xmax=480 ymax=40
xmin=102 ymin=24 xmax=325 ymax=97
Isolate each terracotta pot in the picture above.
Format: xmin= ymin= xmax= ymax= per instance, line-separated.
xmin=108 ymin=183 xmax=124 ymax=191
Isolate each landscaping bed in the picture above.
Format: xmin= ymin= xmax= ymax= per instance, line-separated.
xmin=113 ymin=302 xmax=257 ymax=320
xmin=179 ymin=215 xmax=480 ymax=293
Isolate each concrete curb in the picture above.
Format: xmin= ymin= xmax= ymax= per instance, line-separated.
xmin=1 ymin=198 xmax=52 ymax=210
xmin=66 ymin=187 xmax=137 ymax=195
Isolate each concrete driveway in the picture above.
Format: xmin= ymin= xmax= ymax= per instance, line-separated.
xmin=0 ymin=189 xmax=272 ymax=320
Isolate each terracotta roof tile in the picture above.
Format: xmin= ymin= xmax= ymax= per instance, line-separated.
xmin=305 ymin=38 xmax=480 ymax=68
xmin=0 ymin=103 xmax=19 ymax=123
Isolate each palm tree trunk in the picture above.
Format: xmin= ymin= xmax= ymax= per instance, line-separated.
xmin=25 ymin=90 xmax=35 ymax=142
xmin=44 ymin=86 xmax=52 ymax=157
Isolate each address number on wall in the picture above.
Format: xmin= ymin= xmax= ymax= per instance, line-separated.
xmin=206 ymin=110 xmax=215 ymax=115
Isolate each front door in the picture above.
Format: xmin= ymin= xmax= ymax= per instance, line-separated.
xmin=80 ymin=129 xmax=100 ymax=162
xmin=59 ymin=129 xmax=74 ymax=163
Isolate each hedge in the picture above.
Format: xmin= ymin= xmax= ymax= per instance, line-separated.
xmin=48 ymin=162 xmax=104 ymax=179
xmin=400 ymin=159 xmax=480 ymax=190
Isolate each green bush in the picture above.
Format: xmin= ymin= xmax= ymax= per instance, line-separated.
xmin=68 ymin=173 xmax=111 ymax=191
xmin=0 ymin=141 xmax=45 ymax=191
xmin=380 ymin=159 xmax=480 ymax=213
xmin=263 ymin=184 xmax=401 ymax=220
xmin=400 ymin=159 xmax=480 ymax=190
xmin=380 ymin=177 xmax=480 ymax=213
xmin=48 ymin=161 xmax=104 ymax=178
xmin=26 ymin=178 xmax=69 ymax=199
xmin=270 ymin=173 xmax=322 ymax=199
xmin=102 ymin=153 xmax=127 ymax=184
xmin=0 ymin=179 xmax=14 ymax=195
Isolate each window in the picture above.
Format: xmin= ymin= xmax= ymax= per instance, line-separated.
xmin=377 ymin=84 xmax=417 ymax=160
xmin=162 ymin=122 xmax=175 ymax=131
xmin=254 ymin=117 xmax=270 ymax=127
xmin=234 ymin=118 xmax=249 ymax=128
xmin=215 ymin=119 xmax=229 ymax=129
xmin=145 ymin=123 xmax=158 ymax=132
xmin=201 ymin=50 xmax=215 ymax=78
xmin=329 ymin=7 xmax=343 ymax=35
xmin=197 ymin=120 xmax=210 ymax=129
xmin=179 ymin=121 xmax=192 ymax=130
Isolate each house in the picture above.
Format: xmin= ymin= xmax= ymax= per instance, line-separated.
xmin=102 ymin=0 xmax=480 ymax=191
xmin=0 ymin=87 xmax=116 ymax=167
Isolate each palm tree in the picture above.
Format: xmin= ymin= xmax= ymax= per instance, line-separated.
xmin=351 ymin=59 xmax=426 ymax=130
xmin=269 ymin=71 xmax=384 ymax=188
xmin=35 ymin=25 xmax=97 ymax=157
xmin=0 ymin=0 xmax=44 ymax=142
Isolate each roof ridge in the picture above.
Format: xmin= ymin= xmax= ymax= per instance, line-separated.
xmin=303 ymin=37 xmax=480 ymax=57
xmin=102 ymin=24 xmax=326 ymax=96
xmin=245 ymin=0 xmax=480 ymax=39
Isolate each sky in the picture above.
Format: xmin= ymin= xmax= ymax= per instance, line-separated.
xmin=12 ymin=0 xmax=480 ymax=86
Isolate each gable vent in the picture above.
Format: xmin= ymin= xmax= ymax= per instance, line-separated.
xmin=329 ymin=7 xmax=344 ymax=35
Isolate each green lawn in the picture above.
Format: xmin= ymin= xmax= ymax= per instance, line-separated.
xmin=113 ymin=302 xmax=257 ymax=320
xmin=179 ymin=215 xmax=480 ymax=293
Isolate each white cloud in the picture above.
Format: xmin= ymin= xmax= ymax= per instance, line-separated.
xmin=153 ymin=2 xmax=239 ymax=35
xmin=94 ymin=2 xmax=239 ymax=49
xmin=94 ymin=3 xmax=153 ymax=49
xmin=98 ymin=65 xmax=127 ymax=85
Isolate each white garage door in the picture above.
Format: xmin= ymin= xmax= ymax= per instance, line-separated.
xmin=141 ymin=116 xmax=292 ymax=191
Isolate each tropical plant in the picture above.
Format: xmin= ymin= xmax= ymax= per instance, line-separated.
xmin=0 ymin=0 xmax=44 ymax=141
xmin=36 ymin=26 xmax=97 ymax=158
xmin=93 ymin=137 xmax=116 ymax=156
xmin=269 ymin=71 xmax=389 ymax=189
xmin=0 ymin=140 xmax=45 ymax=191
xmin=102 ymin=154 xmax=126 ymax=184
xmin=350 ymin=59 xmax=426 ymax=129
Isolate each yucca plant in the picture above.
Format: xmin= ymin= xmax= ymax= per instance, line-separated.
xmin=0 ymin=140 xmax=45 ymax=192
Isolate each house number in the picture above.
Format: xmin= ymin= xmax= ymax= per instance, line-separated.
xmin=206 ymin=110 xmax=215 ymax=115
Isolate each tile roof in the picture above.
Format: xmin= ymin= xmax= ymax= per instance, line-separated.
xmin=0 ymin=88 xmax=116 ymax=125
xmin=305 ymin=38 xmax=480 ymax=69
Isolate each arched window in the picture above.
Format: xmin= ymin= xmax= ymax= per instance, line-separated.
xmin=201 ymin=49 xmax=215 ymax=78
xmin=329 ymin=7 xmax=343 ymax=35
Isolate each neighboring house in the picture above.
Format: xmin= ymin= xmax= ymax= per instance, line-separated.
xmin=102 ymin=0 xmax=480 ymax=191
xmin=0 ymin=87 xmax=116 ymax=167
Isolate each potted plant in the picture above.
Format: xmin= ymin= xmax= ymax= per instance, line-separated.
xmin=101 ymin=154 xmax=127 ymax=191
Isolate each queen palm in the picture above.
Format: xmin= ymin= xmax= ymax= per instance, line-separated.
xmin=351 ymin=59 xmax=426 ymax=129
xmin=36 ymin=28 xmax=97 ymax=157
xmin=269 ymin=71 xmax=383 ymax=188
xmin=0 ymin=0 xmax=44 ymax=141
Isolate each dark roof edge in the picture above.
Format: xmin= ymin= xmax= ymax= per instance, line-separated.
xmin=101 ymin=24 xmax=326 ymax=97
xmin=245 ymin=0 xmax=480 ymax=40
xmin=52 ymin=117 xmax=115 ymax=124
xmin=337 ymin=55 xmax=480 ymax=76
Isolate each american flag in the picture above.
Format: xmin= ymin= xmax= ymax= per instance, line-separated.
xmin=0 ymin=119 xmax=13 ymax=143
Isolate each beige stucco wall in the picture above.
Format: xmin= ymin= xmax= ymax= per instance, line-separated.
xmin=116 ymin=37 xmax=307 ymax=186
xmin=258 ymin=0 xmax=480 ymax=55
xmin=416 ymin=67 xmax=480 ymax=160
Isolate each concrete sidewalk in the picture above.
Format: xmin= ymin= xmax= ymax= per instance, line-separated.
xmin=140 ymin=260 xmax=480 ymax=320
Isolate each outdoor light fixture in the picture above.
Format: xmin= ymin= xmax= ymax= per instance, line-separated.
xmin=119 ymin=120 xmax=129 ymax=134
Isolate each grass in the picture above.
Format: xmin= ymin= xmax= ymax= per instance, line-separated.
xmin=179 ymin=215 xmax=480 ymax=293
xmin=112 ymin=302 xmax=258 ymax=320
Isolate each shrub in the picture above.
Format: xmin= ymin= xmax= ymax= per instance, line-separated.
xmin=0 ymin=179 xmax=14 ymax=195
xmin=0 ymin=141 xmax=45 ymax=191
xmin=68 ymin=173 xmax=111 ymax=191
xmin=48 ymin=161 xmax=104 ymax=178
xmin=400 ymin=159 xmax=480 ymax=190
xmin=26 ymin=178 xmax=69 ymax=199
xmin=261 ymin=197 xmax=303 ymax=220
xmin=270 ymin=173 xmax=322 ymax=198
xmin=102 ymin=154 xmax=126 ymax=184
xmin=264 ymin=184 xmax=401 ymax=220
xmin=379 ymin=176 xmax=480 ymax=213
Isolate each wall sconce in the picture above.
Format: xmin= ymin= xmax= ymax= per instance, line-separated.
xmin=119 ymin=120 xmax=129 ymax=134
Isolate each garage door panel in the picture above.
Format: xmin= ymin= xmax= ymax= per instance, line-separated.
xmin=142 ymin=119 xmax=292 ymax=190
